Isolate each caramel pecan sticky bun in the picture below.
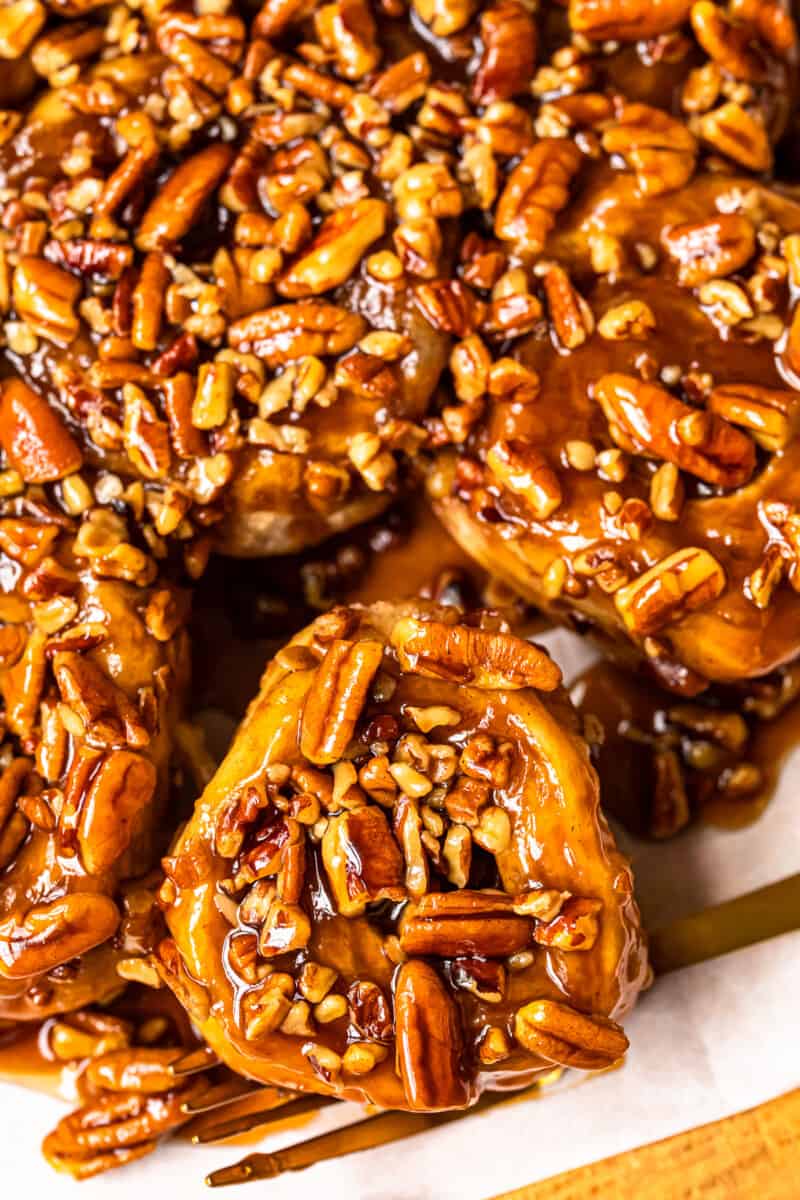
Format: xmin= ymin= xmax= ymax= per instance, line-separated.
xmin=430 ymin=166 xmax=800 ymax=692
xmin=160 ymin=602 xmax=647 ymax=1110
xmin=418 ymin=5 xmax=800 ymax=692
xmin=0 ymin=386 xmax=189 ymax=1020
xmin=0 ymin=16 xmax=456 ymax=559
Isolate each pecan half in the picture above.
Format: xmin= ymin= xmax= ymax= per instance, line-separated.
xmin=472 ymin=1 xmax=538 ymax=106
xmin=277 ymin=199 xmax=389 ymax=298
xmin=661 ymin=214 xmax=756 ymax=286
xmin=0 ymin=894 xmax=120 ymax=978
xmin=77 ymin=750 xmax=158 ymax=874
xmin=601 ymin=104 xmax=697 ymax=196
xmin=394 ymin=960 xmax=469 ymax=1109
xmin=614 ymin=547 xmax=727 ymax=636
xmin=321 ymin=806 xmax=406 ymax=916
xmin=136 ymin=144 xmax=235 ymax=252
xmin=494 ymin=140 xmax=582 ymax=256
xmin=13 ymin=256 xmax=80 ymax=346
xmin=569 ymin=0 xmax=692 ymax=40
xmin=229 ymin=301 xmax=367 ymax=365
xmin=0 ymin=378 xmax=83 ymax=482
xmin=594 ymin=373 xmax=756 ymax=487
xmin=707 ymin=383 xmax=800 ymax=451
xmin=514 ymin=999 xmax=628 ymax=1068
xmin=691 ymin=1 xmax=766 ymax=81
xmin=391 ymin=616 xmax=561 ymax=691
xmin=300 ymin=637 xmax=384 ymax=765
xmin=695 ymin=101 xmax=772 ymax=172
xmin=42 ymin=1046 xmax=196 ymax=1180
xmin=401 ymin=889 xmax=532 ymax=957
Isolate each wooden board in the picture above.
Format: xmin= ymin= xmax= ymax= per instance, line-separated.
xmin=493 ymin=1089 xmax=799 ymax=1200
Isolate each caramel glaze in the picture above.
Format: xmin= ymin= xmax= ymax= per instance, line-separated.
xmin=572 ymin=656 xmax=800 ymax=837
xmin=432 ymin=168 xmax=800 ymax=690
xmin=163 ymin=600 xmax=647 ymax=1111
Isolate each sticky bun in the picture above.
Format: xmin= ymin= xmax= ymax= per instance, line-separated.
xmin=0 ymin=375 xmax=189 ymax=1019
xmin=161 ymin=601 xmax=647 ymax=1110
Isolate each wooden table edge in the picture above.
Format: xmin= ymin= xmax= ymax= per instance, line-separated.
xmin=490 ymin=1087 xmax=800 ymax=1200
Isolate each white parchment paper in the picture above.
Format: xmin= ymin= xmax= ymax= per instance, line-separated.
xmin=2 ymin=626 xmax=799 ymax=1197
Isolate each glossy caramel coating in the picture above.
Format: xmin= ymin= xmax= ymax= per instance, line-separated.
xmin=163 ymin=601 xmax=647 ymax=1110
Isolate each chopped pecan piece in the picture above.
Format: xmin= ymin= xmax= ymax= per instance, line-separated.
xmin=394 ymin=960 xmax=470 ymax=1109
xmin=532 ymin=897 xmax=602 ymax=951
xmin=411 ymin=0 xmax=477 ymax=36
xmin=488 ymin=437 xmax=563 ymax=519
xmin=391 ymin=617 xmax=561 ymax=690
xmin=347 ymin=980 xmax=393 ymax=1041
xmin=300 ymin=637 xmax=384 ymax=765
xmin=53 ymin=651 xmax=150 ymax=749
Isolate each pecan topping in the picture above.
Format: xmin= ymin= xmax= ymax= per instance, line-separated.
xmin=136 ymin=145 xmax=235 ymax=252
xmin=77 ymin=750 xmax=158 ymax=874
xmin=13 ymin=256 xmax=80 ymax=346
xmin=661 ymin=214 xmax=756 ymax=286
xmin=614 ymin=547 xmax=727 ymax=636
xmin=472 ymin=1 xmax=538 ymax=106
xmin=300 ymin=637 xmax=384 ymax=765
xmin=707 ymin=383 xmax=800 ymax=451
xmin=514 ymin=999 xmax=629 ymax=1069
xmin=42 ymin=1046 xmax=199 ymax=1179
xmin=394 ymin=960 xmax=470 ymax=1110
xmin=0 ymin=378 xmax=83 ymax=482
xmin=0 ymin=894 xmax=120 ymax=978
xmin=601 ymin=104 xmax=697 ymax=196
xmin=495 ymin=140 xmax=582 ymax=256
xmin=401 ymin=890 xmax=532 ymax=958
xmin=229 ymin=301 xmax=367 ymax=366
xmin=594 ymin=373 xmax=756 ymax=488
xmin=391 ymin=617 xmax=562 ymax=691
xmin=569 ymin=0 xmax=692 ymax=40
xmin=277 ymin=199 xmax=389 ymax=298
xmin=321 ymin=806 xmax=406 ymax=916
